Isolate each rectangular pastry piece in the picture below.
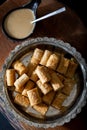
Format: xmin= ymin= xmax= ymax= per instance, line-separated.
xmin=42 ymin=91 xmax=55 ymax=105
xmin=14 ymin=73 xmax=29 ymax=93
xmin=33 ymin=103 xmax=48 ymax=116
xmin=57 ymin=55 xmax=70 ymax=75
xmin=15 ymin=85 xmax=24 ymax=93
xmin=52 ymin=93 xmax=67 ymax=110
xmin=57 ymin=73 xmax=65 ymax=82
xmin=62 ymin=78 xmax=76 ymax=96
xmin=6 ymin=69 xmax=15 ymax=86
xmin=36 ymin=80 xmax=52 ymax=95
xmin=27 ymin=87 xmax=41 ymax=106
xmin=50 ymin=71 xmax=64 ymax=91
xmin=27 ymin=62 xmax=37 ymax=77
xmin=40 ymin=50 xmax=52 ymax=66
xmin=31 ymin=48 xmax=44 ymax=65
xmin=30 ymin=70 xmax=39 ymax=82
xmin=12 ymin=60 xmax=27 ymax=75
xmin=22 ymin=80 xmax=35 ymax=97
xmin=66 ymin=59 xmax=78 ymax=78
xmin=46 ymin=53 xmax=60 ymax=70
xmin=35 ymin=66 xmax=51 ymax=84
xmin=14 ymin=94 xmax=29 ymax=108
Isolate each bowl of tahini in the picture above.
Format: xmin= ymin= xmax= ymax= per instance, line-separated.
xmin=2 ymin=0 xmax=41 ymax=41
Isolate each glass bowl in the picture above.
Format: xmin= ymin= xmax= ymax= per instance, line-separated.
xmin=0 ymin=37 xmax=87 ymax=129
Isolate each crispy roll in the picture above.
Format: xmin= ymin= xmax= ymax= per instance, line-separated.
xmin=12 ymin=60 xmax=27 ymax=75
xmin=14 ymin=94 xmax=29 ymax=107
xmin=14 ymin=73 xmax=29 ymax=93
xmin=66 ymin=60 xmax=78 ymax=78
xmin=27 ymin=62 xmax=37 ymax=77
xmin=42 ymin=91 xmax=55 ymax=105
xmin=36 ymin=80 xmax=52 ymax=95
xmin=30 ymin=70 xmax=38 ymax=82
xmin=31 ymin=48 xmax=44 ymax=65
xmin=35 ymin=66 xmax=51 ymax=84
xmin=62 ymin=78 xmax=76 ymax=96
xmin=33 ymin=103 xmax=48 ymax=116
xmin=46 ymin=53 xmax=60 ymax=70
xmin=57 ymin=56 xmax=70 ymax=75
xmin=37 ymin=87 xmax=43 ymax=97
xmin=57 ymin=73 xmax=65 ymax=82
xmin=50 ymin=71 xmax=64 ymax=91
xmin=52 ymin=93 xmax=67 ymax=110
xmin=27 ymin=88 xmax=41 ymax=106
xmin=40 ymin=50 xmax=52 ymax=66
xmin=15 ymin=86 xmax=24 ymax=93
xmin=6 ymin=69 xmax=15 ymax=86
xmin=22 ymin=80 xmax=35 ymax=97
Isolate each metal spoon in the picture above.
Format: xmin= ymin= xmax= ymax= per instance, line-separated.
xmin=31 ymin=7 xmax=66 ymax=24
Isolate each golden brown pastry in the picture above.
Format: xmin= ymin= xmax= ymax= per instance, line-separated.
xmin=22 ymin=80 xmax=35 ymax=97
xmin=46 ymin=53 xmax=60 ymax=70
xmin=50 ymin=71 xmax=64 ymax=91
xmin=27 ymin=87 xmax=41 ymax=106
xmin=66 ymin=59 xmax=78 ymax=78
xmin=57 ymin=73 xmax=65 ymax=82
xmin=36 ymin=80 xmax=52 ymax=95
xmin=57 ymin=55 xmax=70 ymax=75
xmin=6 ymin=69 xmax=15 ymax=86
xmin=35 ymin=66 xmax=51 ymax=84
xmin=62 ymin=78 xmax=76 ymax=96
xmin=40 ymin=50 xmax=52 ymax=66
xmin=31 ymin=48 xmax=44 ymax=65
xmin=52 ymin=93 xmax=67 ymax=110
xmin=6 ymin=47 xmax=79 ymax=116
xmin=30 ymin=70 xmax=38 ymax=82
xmin=14 ymin=94 xmax=30 ymax=107
xmin=14 ymin=73 xmax=29 ymax=93
xmin=27 ymin=62 xmax=37 ymax=77
xmin=33 ymin=103 xmax=48 ymax=116
xmin=12 ymin=60 xmax=27 ymax=75
xmin=42 ymin=91 xmax=55 ymax=105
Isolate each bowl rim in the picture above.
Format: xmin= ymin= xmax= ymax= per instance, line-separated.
xmin=2 ymin=7 xmax=36 ymax=42
xmin=0 ymin=37 xmax=87 ymax=128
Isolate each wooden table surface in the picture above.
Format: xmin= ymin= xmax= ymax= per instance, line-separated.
xmin=0 ymin=0 xmax=87 ymax=130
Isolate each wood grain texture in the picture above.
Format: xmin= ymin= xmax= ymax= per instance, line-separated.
xmin=0 ymin=0 xmax=87 ymax=130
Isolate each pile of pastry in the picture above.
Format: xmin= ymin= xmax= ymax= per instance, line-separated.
xmin=6 ymin=48 xmax=78 ymax=116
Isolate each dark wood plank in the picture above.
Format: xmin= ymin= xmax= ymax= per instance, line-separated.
xmin=0 ymin=0 xmax=87 ymax=130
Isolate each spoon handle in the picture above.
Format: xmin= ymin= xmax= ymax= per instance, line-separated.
xmin=31 ymin=7 xmax=66 ymax=24
xmin=23 ymin=0 xmax=41 ymax=14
